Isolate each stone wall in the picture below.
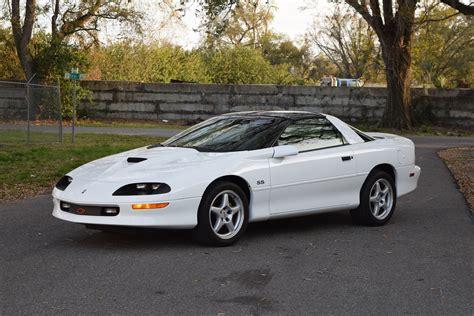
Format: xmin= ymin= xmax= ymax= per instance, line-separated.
xmin=79 ymin=81 xmax=473 ymax=127
xmin=0 ymin=83 xmax=27 ymax=120
xmin=1 ymin=80 xmax=473 ymax=127
xmin=0 ymin=82 xmax=60 ymax=121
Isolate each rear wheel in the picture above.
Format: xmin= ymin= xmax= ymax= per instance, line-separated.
xmin=350 ymin=170 xmax=396 ymax=226
xmin=193 ymin=181 xmax=249 ymax=246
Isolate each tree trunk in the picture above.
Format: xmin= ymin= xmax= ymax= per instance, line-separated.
xmin=14 ymin=40 xmax=34 ymax=80
xmin=10 ymin=0 xmax=37 ymax=80
xmin=380 ymin=35 xmax=414 ymax=129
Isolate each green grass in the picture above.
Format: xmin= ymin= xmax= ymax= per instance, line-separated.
xmin=0 ymin=131 xmax=165 ymax=202
xmin=75 ymin=119 xmax=188 ymax=130
xmin=0 ymin=119 xmax=188 ymax=130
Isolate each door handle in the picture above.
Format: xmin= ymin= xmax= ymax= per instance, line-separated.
xmin=341 ymin=156 xmax=353 ymax=161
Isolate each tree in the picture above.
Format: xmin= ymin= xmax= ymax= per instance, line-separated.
xmin=341 ymin=0 xmax=474 ymax=128
xmin=89 ymin=42 xmax=210 ymax=83
xmin=261 ymin=35 xmax=322 ymax=83
xmin=203 ymin=45 xmax=298 ymax=84
xmin=7 ymin=0 xmax=138 ymax=80
xmin=204 ymin=0 xmax=275 ymax=48
xmin=309 ymin=6 xmax=383 ymax=82
xmin=412 ymin=4 xmax=474 ymax=87
xmin=9 ymin=0 xmax=36 ymax=79
xmin=0 ymin=27 xmax=23 ymax=79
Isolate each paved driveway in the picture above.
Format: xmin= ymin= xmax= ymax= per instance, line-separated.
xmin=1 ymin=137 xmax=473 ymax=314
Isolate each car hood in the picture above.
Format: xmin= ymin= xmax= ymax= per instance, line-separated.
xmin=69 ymin=146 xmax=242 ymax=182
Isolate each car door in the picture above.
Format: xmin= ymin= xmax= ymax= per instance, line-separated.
xmin=269 ymin=117 xmax=358 ymax=215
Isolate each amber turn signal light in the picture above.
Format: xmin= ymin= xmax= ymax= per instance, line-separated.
xmin=132 ymin=203 xmax=169 ymax=210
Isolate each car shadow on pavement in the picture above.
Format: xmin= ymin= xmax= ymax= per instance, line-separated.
xmin=63 ymin=210 xmax=355 ymax=249
xmin=65 ymin=227 xmax=196 ymax=250
xmin=244 ymin=211 xmax=354 ymax=239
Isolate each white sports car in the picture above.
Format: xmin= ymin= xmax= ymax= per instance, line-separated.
xmin=52 ymin=111 xmax=421 ymax=245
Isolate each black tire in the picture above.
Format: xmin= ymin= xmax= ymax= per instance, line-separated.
xmin=192 ymin=181 xmax=249 ymax=246
xmin=350 ymin=170 xmax=397 ymax=226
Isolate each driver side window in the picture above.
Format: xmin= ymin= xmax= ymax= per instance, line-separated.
xmin=277 ymin=118 xmax=345 ymax=152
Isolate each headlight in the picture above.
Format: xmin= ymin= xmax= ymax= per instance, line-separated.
xmin=55 ymin=176 xmax=73 ymax=191
xmin=112 ymin=183 xmax=171 ymax=196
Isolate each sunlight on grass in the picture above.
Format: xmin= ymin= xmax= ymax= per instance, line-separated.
xmin=0 ymin=131 xmax=165 ymax=202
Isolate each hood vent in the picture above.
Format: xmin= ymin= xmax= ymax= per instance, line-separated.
xmin=127 ymin=157 xmax=147 ymax=163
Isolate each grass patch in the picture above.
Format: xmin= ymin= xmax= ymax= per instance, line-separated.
xmin=76 ymin=118 xmax=188 ymax=130
xmin=0 ymin=130 xmax=165 ymax=202
xmin=0 ymin=119 xmax=189 ymax=130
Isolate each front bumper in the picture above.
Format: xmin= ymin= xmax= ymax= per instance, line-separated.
xmin=52 ymin=191 xmax=201 ymax=229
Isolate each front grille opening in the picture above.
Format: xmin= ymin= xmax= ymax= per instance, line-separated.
xmin=60 ymin=201 xmax=120 ymax=216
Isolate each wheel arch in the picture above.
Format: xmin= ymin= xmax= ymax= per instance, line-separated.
xmin=369 ymin=163 xmax=396 ymax=184
xmin=202 ymin=175 xmax=252 ymax=206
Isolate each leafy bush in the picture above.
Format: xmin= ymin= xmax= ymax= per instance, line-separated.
xmin=0 ymin=28 xmax=24 ymax=79
xmin=89 ymin=42 xmax=210 ymax=83
xmin=32 ymin=34 xmax=92 ymax=118
xmin=88 ymin=43 xmax=301 ymax=85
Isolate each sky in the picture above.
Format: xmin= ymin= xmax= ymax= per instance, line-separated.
xmin=0 ymin=0 xmax=334 ymax=48
xmin=160 ymin=0 xmax=334 ymax=48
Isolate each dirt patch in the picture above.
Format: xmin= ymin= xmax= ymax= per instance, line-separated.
xmin=438 ymin=147 xmax=474 ymax=213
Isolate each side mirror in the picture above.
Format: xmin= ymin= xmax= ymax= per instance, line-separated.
xmin=273 ymin=145 xmax=298 ymax=158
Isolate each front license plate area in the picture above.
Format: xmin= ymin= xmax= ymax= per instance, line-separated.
xmin=60 ymin=201 xmax=119 ymax=216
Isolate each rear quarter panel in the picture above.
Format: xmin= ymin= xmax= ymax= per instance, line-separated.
xmin=352 ymin=135 xmax=417 ymax=198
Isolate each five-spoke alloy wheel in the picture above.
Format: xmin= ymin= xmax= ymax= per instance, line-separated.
xmin=351 ymin=170 xmax=397 ymax=226
xmin=193 ymin=181 xmax=249 ymax=246
xmin=368 ymin=178 xmax=394 ymax=220
xmin=209 ymin=190 xmax=245 ymax=240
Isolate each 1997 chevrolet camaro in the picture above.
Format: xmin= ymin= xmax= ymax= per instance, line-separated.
xmin=53 ymin=111 xmax=420 ymax=245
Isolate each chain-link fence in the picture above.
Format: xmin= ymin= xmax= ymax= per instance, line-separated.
xmin=0 ymin=81 xmax=62 ymax=144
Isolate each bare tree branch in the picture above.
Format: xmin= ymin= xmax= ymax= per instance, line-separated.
xmin=441 ymin=0 xmax=474 ymax=15
xmin=416 ymin=10 xmax=461 ymax=25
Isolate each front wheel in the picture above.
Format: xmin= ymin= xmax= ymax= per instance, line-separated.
xmin=350 ymin=170 xmax=397 ymax=226
xmin=193 ymin=181 xmax=249 ymax=246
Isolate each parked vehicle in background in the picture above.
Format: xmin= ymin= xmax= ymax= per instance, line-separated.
xmin=320 ymin=76 xmax=364 ymax=87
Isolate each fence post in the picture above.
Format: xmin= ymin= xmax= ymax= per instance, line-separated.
xmin=72 ymin=80 xmax=76 ymax=144
xmin=26 ymin=83 xmax=30 ymax=143
xmin=57 ymin=78 xmax=63 ymax=143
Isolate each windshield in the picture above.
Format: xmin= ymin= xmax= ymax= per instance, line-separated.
xmin=161 ymin=116 xmax=286 ymax=152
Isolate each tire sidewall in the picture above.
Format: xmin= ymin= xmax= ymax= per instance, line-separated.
xmin=195 ymin=181 xmax=249 ymax=246
xmin=358 ymin=170 xmax=397 ymax=226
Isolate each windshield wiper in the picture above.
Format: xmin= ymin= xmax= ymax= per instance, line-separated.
xmin=183 ymin=145 xmax=215 ymax=152
xmin=146 ymin=143 xmax=164 ymax=149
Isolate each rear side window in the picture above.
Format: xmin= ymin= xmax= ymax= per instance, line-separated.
xmin=277 ymin=118 xmax=345 ymax=152
xmin=349 ymin=126 xmax=375 ymax=142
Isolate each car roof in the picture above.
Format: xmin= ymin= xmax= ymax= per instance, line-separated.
xmin=221 ymin=111 xmax=324 ymax=120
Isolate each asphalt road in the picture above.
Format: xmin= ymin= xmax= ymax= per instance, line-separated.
xmin=1 ymin=136 xmax=473 ymax=315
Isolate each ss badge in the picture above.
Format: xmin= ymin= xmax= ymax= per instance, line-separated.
xmin=257 ymin=180 xmax=265 ymax=185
